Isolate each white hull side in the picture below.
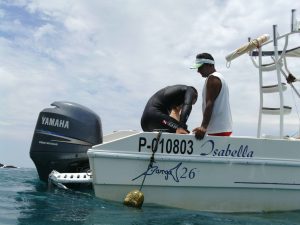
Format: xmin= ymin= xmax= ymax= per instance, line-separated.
xmin=93 ymin=184 xmax=300 ymax=212
xmin=88 ymin=132 xmax=300 ymax=212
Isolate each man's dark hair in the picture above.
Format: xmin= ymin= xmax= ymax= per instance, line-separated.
xmin=188 ymin=86 xmax=198 ymax=103
xmin=190 ymin=86 xmax=198 ymax=96
xmin=196 ymin=53 xmax=214 ymax=61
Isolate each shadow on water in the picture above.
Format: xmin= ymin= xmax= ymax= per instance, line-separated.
xmin=2 ymin=168 xmax=300 ymax=225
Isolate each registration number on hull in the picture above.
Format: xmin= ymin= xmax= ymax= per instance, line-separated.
xmin=138 ymin=137 xmax=194 ymax=155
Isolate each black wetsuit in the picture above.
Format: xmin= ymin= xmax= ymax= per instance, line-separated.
xmin=141 ymin=85 xmax=198 ymax=133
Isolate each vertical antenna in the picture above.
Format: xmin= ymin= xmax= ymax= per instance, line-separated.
xmin=291 ymin=9 xmax=296 ymax=32
xmin=273 ymin=25 xmax=277 ymax=47
xmin=248 ymin=37 xmax=251 ymax=55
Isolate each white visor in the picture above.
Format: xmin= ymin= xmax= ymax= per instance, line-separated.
xmin=190 ymin=58 xmax=215 ymax=69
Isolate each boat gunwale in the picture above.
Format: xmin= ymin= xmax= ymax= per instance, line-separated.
xmin=88 ymin=150 xmax=300 ymax=167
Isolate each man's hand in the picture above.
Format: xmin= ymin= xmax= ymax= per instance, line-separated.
xmin=287 ymin=73 xmax=296 ymax=84
xmin=192 ymin=126 xmax=206 ymax=140
xmin=176 ymin=127 xmax=189 ymax=134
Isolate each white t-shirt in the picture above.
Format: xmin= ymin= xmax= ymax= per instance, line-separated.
xmin=202 ymin=71 xmax=232 ymax=133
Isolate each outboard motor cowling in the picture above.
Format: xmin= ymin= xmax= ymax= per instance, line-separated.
xmin=30 ymin=101 xmax=103 ymax=182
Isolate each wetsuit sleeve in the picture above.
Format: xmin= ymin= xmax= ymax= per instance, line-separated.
xmin=180 ymin=87 xmax=197 ymax=125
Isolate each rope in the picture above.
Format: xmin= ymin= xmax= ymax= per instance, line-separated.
xmin=139 ymin=131 xmax=162 ymax=191
xmin=226 ymin=61 xmax=231 ymax=68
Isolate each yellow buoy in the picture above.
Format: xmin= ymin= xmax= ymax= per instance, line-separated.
xmin=123 ymin=189 xmax=144 ymax=208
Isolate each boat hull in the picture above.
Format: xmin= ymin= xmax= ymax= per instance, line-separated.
xmin=93 ymin=184 xmax=300 ymax=212
xmin=88 ymin=132 xmax=300 ymax=212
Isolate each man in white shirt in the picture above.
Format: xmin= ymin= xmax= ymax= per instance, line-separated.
xmin=190 ymin=53 xmax=232 ymax=140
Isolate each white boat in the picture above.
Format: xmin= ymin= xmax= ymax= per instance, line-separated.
xmin=88 ymin=131 xmax=300 ymax=212
xmin=87 ymin=10 xmax=300 ymax=212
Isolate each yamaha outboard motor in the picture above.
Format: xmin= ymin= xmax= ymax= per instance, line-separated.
xmin=30 ymin=101 xmax=103 ymax=182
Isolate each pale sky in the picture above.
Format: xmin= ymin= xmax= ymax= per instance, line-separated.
xmin=1 ymin=0 xmax=300 ymax=167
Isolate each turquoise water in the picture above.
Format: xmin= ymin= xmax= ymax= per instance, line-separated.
xmin=1 ymin=168 xmax=300 ymax=225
